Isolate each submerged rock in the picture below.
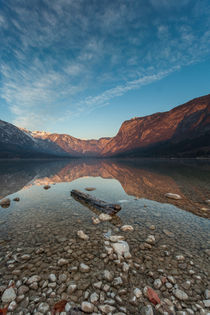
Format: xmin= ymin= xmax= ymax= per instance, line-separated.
xmin=77 ymin=230 xmax=89 ymax=240
xmin=85 ymin=187 xmax=96 ymax=191
xmin=92 ymin=217 xmax=100 ymax=224
xmin=121 ymin=225 xmax=134 ymax=232
xmin=99 ymin=213 xmax=112 ymax=221
xmin=111 ymin=240 xmax=131 ymax=258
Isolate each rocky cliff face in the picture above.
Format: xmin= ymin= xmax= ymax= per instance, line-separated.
xmin=1 ymin=94 xmax=209 ymax=157
xmin=101 ymin=94 xmax=210 ymax=156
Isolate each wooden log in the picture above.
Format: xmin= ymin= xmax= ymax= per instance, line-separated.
xmin=71 ymin=189 xmax=121 ymax=215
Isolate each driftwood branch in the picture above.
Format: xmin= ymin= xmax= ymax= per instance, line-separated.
xmin=71 ymin=189 xmax=121 ymax=215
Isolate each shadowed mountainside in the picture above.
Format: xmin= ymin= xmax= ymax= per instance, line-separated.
xmin=0 ymin=94 xmax=210 ymax=158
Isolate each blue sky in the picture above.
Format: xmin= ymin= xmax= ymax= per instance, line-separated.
xmin=0 ymin=0 xmax=210 ymax=139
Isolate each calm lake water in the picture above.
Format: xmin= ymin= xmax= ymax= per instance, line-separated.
xmin=0 ymin=158 xmax=209 ymax=314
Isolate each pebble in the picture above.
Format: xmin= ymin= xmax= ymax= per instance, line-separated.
xmin=204 ymin=289 xmax=210 ymax=299
xmin=49 ymin=273 xmax=56 ymax=282
xmin=58 ymin=258 xmax=68 ymax=266
xmin=80 ymin=263 xmax=90 ymax=272
xmin=90 ymin=292 xmax=99 ymax=304
xmin=203 ymin=299 xmax=210 ymax=307
xmin=120 ymin=225 xmax=134 ymax=232
xmin=38 ymin=302 xmax=50 ymax=312
xmin=1 ymin=287 xmax=16 ymax=303
xmin=154 ymin=279 xmax=162 ymax=289
xmin=8 ymin=300 xmax=17 ymax=311
xmin=99 ymin=213 xmax=112 ymax=221
xmin=81 ymin=301 xmax=94 ymax=313
xmin=111 ymin=240 xmax=131 ymax=258
xmin=92 ymin=217 xmax=100 ymax=224
xmin=173 ymin=288 xmax=188 ymax=300
xmin=77 ymin=230 xmax=89 ymax=240
xmin=99 ymin=304 xmax=116 ymax=313
xmin=165 ymin=193 xmax=182 ymax=200
xmin=141 ymin=305 xmax=154 ymax=315
xmin=134 ymin=288 xmax=142 ymax=298
xmin=163 ymin=229 xmax=174 ymax=237
xmin=21 ymin=254 xmax=31 ymax=260
xmin=145 ymin=235 xmax=155 ymax=244
xmin=104 ymin=270 xmax=113 ymax=282
xmin=27 ymin=275 xmax=41 ymax=284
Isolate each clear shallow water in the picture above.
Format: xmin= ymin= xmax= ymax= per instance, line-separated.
xmin=0 ymin=159 xmax=209 ymax=314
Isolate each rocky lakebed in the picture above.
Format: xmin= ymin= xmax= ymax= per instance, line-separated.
xmin=0 ymin=159 xmax=209 ymax=314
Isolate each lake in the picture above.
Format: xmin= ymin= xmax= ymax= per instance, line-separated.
xmin=0 ymin=159 xmax=209 ymax=314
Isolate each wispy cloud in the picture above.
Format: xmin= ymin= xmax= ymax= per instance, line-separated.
xmin=0 ymin=0 xmax=210 ymax=131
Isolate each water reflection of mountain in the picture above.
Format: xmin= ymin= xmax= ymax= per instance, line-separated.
xmin=0 ymin=159 xmax=209 ymax=218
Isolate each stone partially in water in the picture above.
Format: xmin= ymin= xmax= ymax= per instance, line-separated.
xmin=77 ymin=230 xmax=89 ymax=240
xmin=43 ymin=185 xmax=51 ymax=190
xmin=165 ymin=193 xmax=182 ymax=200
xmin=0 ymin=198 xmax=11 ymax=208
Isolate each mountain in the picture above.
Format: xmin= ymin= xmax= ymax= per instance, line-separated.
xmin=101 ymin=94 xmax=210 ymax=157
xmin=0 ymin=94 xmax=209 ymax=158
xmin=0 ymin=120 xmax=69 ymax=158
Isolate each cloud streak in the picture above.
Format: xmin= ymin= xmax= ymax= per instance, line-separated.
xmin=0 ymin=0 xmax=210 ymax=131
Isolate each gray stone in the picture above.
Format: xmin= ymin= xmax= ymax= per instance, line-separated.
xmin=205 ymin=289 xmax=210 ymax=299
xmin=27 ymin=275 xmax=41 ymax=284
xmin=80 ymin=263 xmax=90 ymax=273
xmin=173 ymin=288 xmax=188 ymax=300
xmin=203 ymin=299 xmax=210 ymax=307
xmin=81 ymin=301 xmax=94 ymax=313
xmin=38 ymin=302 xmax=50 ymax=313
xmin=134 ymin=288 xmax=142 ymax=298
xmin=104 ymin=270 xmax=113 ymax=281
xmin=58 ymin=258 xmax=68 ymax=266
xmin=154 ymin=279 xmax=162 ymax=289
xmin=1 ymin=287 xmax=16 ymax=303
xmin=90 ymin=292 xmax=99 ymax=304
xmin=99 ymin=304 xmax=116 ymax=313
xmin=49 ymin=273 xmax=56 ymax=282
xmin=8 ymin=301 xmax=17 ymax=311
xmin=140 ymin=305 xmax=154 ymax=315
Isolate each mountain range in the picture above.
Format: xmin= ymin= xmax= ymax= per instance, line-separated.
xmin=0 ymin=94 xmax=209 ymax=158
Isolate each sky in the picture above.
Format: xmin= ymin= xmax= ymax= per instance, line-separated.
xmin=0 ymin=0 xmax=210 ymax=139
